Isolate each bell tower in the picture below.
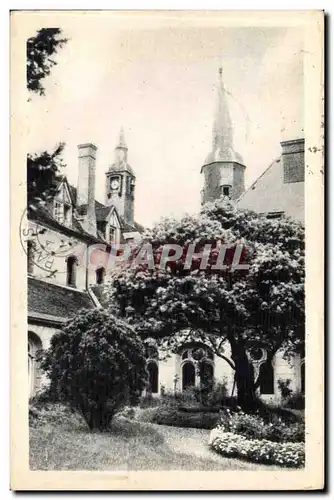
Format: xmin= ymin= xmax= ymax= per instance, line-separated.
xmin=201 ymin=68 xmax=246 ymax=204
xmin=105 ymin=127 xmax=136 ymax=225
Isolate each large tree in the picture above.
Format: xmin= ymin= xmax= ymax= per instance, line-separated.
xmin=27 ymin=28 xmax=68 ymax=206
xmin=27 ymin=28 xmax=68 ymax=96
xmin=107 ymin=201 xmax=305 ymax=411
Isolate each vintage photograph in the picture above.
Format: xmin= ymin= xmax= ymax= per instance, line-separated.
xmin=11 ymin=10 xmax=324 ymax=490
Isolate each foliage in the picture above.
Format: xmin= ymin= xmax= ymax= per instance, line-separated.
xmin=138 ymin=380 xmax=235 ymax=411
xmin=277 ymin=378 xmax=293 ymax=399
xmin=217 ymin=409 xmax=304 ymax=443
xmin=137 ymin=406 xmax=221 ymax=429
xmin=38 ymin=308 xmax=147 ymax=430
xmin=27 ymin=29 xmax=68 ymax=206
xmin=283 ymin=391 xmax=305 ymax=410
xmin=209 ymin=430 xmax=305 ymax=468
xmin=29 ymin=402 xmax=85 ymax=430
xmin=107 ymin=200 xmax=305 ymax=410
xmin=27 ymin=28 xmax=68 ymax=95
xmin=27 ymin=142 xmax=65 ymax=207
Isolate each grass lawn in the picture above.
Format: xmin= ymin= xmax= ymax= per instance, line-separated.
xmin=30 ymin=414 xmax=282 ymax=471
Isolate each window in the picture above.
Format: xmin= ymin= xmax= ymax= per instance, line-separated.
xmin=182 ymin=362 xmax=196 ymax=390
xmin=106 ymin=225 xmax=116 ymax=245
xmin=222 ymin=186 xmax=230 ymax=197
xmin=64 ymin=205 xmax=72 ymax=226
xmin=147 ymin=361 xmax=159 ymax=393
xmin=259 ymin=360 xmax=274 ymax=395
xmin=96 ymin=267 xmax=105 ymax=285
xmin=54 ymin=201 xmax=72 ymax=226
xmin=180 ymin=346 xmax=214 ymax=392
xmin=28 ymin=332 xmax=42 ymax=397
xmin=27 ymin=240 xmax=34 ymax=275
xmin=54 ymin=201 xmax=64 ymax=222
xmin=66 ymin=256 xmax=77 ymax=287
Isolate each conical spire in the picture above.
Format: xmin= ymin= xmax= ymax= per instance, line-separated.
xmin=116 ymin=126 xmax=127 ymax=150
xmin=109 ymin=126 xmax=134 ymax=174
xmin=204 ymin=68 xmax=243 ymax=165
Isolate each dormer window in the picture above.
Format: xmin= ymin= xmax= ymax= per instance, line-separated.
xmin=54 ymin=200 xmax=72 ymax=226
xmin=106 ymin=224 xmax=116 ymax=245
xmin=53 ymin=182 xmax=73 ymax=227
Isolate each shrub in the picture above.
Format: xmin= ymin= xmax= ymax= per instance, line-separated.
xmin=39 ymin=309 xmax=147 ymax=430
xmin=149 ymin=381 xmax=236 ymax=411
xmin=209 ymin=430 xmax=305 ymax=468
xmin=137 ymin=406 xmax=220 ymax=429
xmin=217 ymin=409 xmax=304 ymax=443
xmin=29 ymin=402 xmax=86 ymax=430
xmin=278 ymin=378 xmax=293 ymax=399
xmin=284 ymin=391 xmax=305 ymax=410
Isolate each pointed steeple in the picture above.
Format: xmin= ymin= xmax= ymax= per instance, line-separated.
xmin=116 ymin=126 xmax=128 ymax=150
xmin=200 ymin=68 xmax=246 ymax=204
xmin=204 ymin=67 xmax=243 ymax=165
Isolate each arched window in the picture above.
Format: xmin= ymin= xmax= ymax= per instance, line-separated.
xmin=27 ymin=240 xmax=34 ymax=275
xmin=96 ymin=267 xmax=105 ymax=285
xmin=180 ymin=345 xmax=214 ymax=392
xmin=199 ymin=360 xmax=214 ymax=391
xmin=259 ymin=359 xmax=274 ymax=395
xmin=147 ymin=361 xmax=159 ymax=394
xmin=301 ymin=360 xmax=305 ymax=394
xmin=28 ymin=332 xmax=42 ymax=397
xmin=182 ymin=361 xmax=196 ymax=390
xmin=66 ymin=256 xmax=77 ymax=287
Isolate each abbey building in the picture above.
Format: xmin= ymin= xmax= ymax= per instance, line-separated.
xmin=27 ymin=68 xmax=305 ymax=402
xmin=27 ymin=130 xmax=143 ymax=396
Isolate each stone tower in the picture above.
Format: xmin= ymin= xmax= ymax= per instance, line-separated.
xmin=105 ymin=128 xmax=135 ymax=225
xmin=201 ymin=68 xmax=246 ymax=204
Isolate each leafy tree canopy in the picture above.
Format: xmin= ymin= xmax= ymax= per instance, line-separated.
xmin=27 ymin=28 xmax=68 ymax=96
xmin=27 ymin=142 xmax=65 ymax=207
xmin=107 ymin=201 xmax=304 ymax=410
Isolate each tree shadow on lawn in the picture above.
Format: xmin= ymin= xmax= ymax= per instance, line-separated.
xmin=29 ymin=415 xmax=283 ymax=471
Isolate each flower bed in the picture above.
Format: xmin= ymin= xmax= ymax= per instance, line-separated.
xmin=218 ymin=409 xmax=304 ymax=443
xmin=209 ymin=429 xmax=305 ymax=468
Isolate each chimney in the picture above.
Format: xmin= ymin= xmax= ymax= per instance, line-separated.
xmin=77 ymin=143 xmax=97 ymax=236
xmin=280 ymin=138 xmax=305 ymax=184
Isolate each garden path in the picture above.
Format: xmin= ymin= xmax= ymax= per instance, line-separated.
xmin=147 ymin=423 xmax=283 ymax=471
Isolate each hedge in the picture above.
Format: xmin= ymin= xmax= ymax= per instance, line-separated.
xmin=138 ymin=407 xmax=221 ymax=429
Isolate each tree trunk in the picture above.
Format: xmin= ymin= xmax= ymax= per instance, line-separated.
xmin=230 ymin=341 xmax=257 ymax=412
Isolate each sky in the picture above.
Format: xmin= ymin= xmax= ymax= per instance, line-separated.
xmin=27 ymin=15 xmax=304 ymax=228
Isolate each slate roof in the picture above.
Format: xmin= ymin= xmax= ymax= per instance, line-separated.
xmin=108 ymin=161 xmax=135 ymax=175
xmin=119 ymin=216 xmax=145 ymax=233
xmin=89 ymin=284 xmax=108 ymax=308
xmin=30 ymin=183 xmax=144 ymax=250
xmin=28 ymin=276 xmax=95 ymax=322
xmin=28 ymin=204 xmax=103 ymax=245
xmin=68 ymin=184 xmax=143 ymax=229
